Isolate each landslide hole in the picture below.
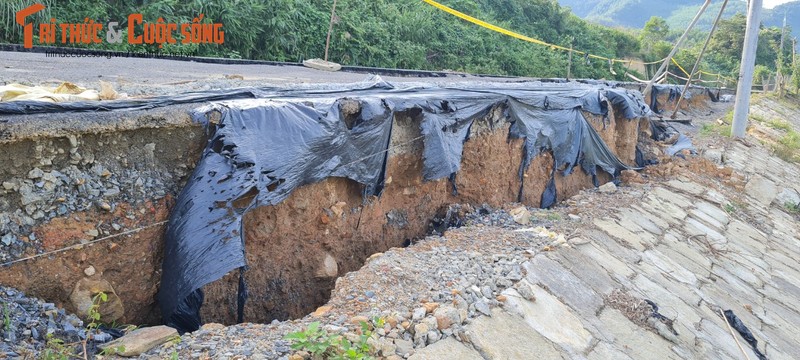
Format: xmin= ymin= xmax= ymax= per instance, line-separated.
xmin=340 ymin=99 xmax=362 ymax=130
xmin=217 ymin=201 xmax=527 ymax=326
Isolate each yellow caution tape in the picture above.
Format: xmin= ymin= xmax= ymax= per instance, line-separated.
xmin=422 ymin=0 xmax=731 ymax=81
xmin=422 ymin=0 xmax=639 ymax=64
xmin=671 ymin=58 xmax=692 ymax=77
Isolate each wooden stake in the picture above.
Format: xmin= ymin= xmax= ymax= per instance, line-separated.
xmin=324 ymin=0 xmax=338 ymax=62
xmin=720 ymin=309 xmax=752 ymax=360
xmin=567 ymin=40 xmax=573 ymax=80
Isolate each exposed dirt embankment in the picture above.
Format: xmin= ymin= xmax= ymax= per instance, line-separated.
xmin=201 ymin=102 xmax=643 ymax=325
xmin=0 ymin=98 xmax=643 ymax=326
xmin=0 ymin=108 xmax=204 ymax=325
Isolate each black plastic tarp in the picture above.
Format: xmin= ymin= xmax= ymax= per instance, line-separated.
xmin=152 ymin=78 xmax=651 ymax=332
xmin=649 ymin=84 xmax=694 ymax=114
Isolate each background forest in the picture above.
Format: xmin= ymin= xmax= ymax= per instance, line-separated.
xmin=1 ymin=0 xmax=798 ymax=88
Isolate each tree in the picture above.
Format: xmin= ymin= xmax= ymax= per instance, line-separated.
xmin=640 ymin=16 xmax=669 ymax=52
xmin=709 ymin=13 xmax=746 ymax=62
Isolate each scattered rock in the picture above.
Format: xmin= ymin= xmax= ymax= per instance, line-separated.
xmin=315 ymin=252 xmax=338 ymax=278
xmin=312 ymin=305 xmax=332 ymax=317
xmin=703 ymin=149 xmax=724 ymax=164
xmin=394 ymin=339 xmax=415 ymax=356
xmin=775 ymin=188 xmax=800 ymax=207
xmin=620 ymin=170 xmax=645 ymax=185
xmin=508 ymin=206 xmax=531 ymax=225
xmin=567 ymin=213 xmax=581 ymax=221
xmin=1 ymin=233 xmax=16 ymax=246
xmin=597 ymin=182 xmax=617 ymax=193
xmin=350 ymin=316 xmax=369 ymax=325
xmin=0 ymin=286 xmax=89 ymax=358
xmin=330 ymin=201 xmax=347 ymax=218
xmin=515 ymin=281 xmax=536 ymax=302
xmin=2 ymin=181 xmax=15 ymax=191
xmin=422 ymin=302 xmax=439 ymax=314
xmin=27 ymin=168 xmax=44 ymax=179
xmin=474 ymin=301 xmax=492 ymax=317
xmin=200 ymin=323 xmax=225 ymax=331
xmin=84 ymin=265 xmax=96 ymax=276
xmin=302 ymin=58 xmax=342 ymax=72
xmin=434 ymin=305 xmax=462 ymax=330
xmin=98 ymin=201 xmax=112 ymax=211
xmin=412 ymin=307 xmax=426 ymax=321
xmin=99 ymin=325 xmax=178 ymax=357
xmin=413 ymin=323 xmax=430 ymax=340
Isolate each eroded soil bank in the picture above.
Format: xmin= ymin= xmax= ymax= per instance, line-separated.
xmin=0 ymin=86 xmax=699 ymax=326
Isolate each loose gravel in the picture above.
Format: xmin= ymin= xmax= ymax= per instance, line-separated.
xmin=141 ymin=204 xmax=570 ymax=359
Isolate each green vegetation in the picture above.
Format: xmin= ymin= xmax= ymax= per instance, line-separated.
xmin=793 ymin=62 xmax=800 ymax=94
xmin=546 ymin=212 xmax=561 ymax=221
xmin=42 ymin=292 xmax=126 ymax=359
xmin=41 ymin=334 xmax=71 ymax=360
xmin=699 ymin=122 xmax=732 ymax=137
xmin=1 ymin=0 xmax=642 ymax=79
xmin=3 ymin=0 xmax=794 ymax=87
xmin=765 ymin=119 xmax=792 ymax=131
xmin=557 ymin=0 xmax=796 ymax=88
xmin=723 ymin=203 xmax=737 ymax=214
xmin=784 ymin=201 xmax=800 ymax=214
xmin=2 ymin=302 xmax=10 ymax=332
xmin=774 ymin=130 xmax=800 ymax=163
xmin=285 ymin=317 xmax=384 ymax=360
xmin=560 ymin=0 xmax=799 ymax=42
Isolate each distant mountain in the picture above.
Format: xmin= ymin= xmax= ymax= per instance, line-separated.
xmin=558 ymin=0 xmax=800 ymax=42
xmin=557 ymin=0 xmax=701 ymax=28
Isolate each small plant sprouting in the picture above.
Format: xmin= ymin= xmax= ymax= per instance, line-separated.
xmin=2 ymin=301 xmax=10 ymax=332
xmin=40 ymin=334 xmax=71 ymax=360
xmin=284 ymin=317 xmax=382 ymax=360
xmin=723 ymin=203 xmax=737 ymax=214
xmin=546 ymin=213 xmax=562 ymax=221
xmin=784 ymin=202 xmax=800 ymax=214
xmin=42 ymin=291 xmax=126 ymax=359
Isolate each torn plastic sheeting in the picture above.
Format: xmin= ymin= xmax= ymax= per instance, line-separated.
xmin=666 ymin=134 xmax=696 ymax=157
xmin=161 ymin=98 xmax=394 ymax=332
xmin=649 ymin=84 xmax=693 ymax=114
xmin=724 ymin=310 xmax=767 ymax=360
xmin=0 ymin=78 xmax=397 ymax=115
xmin=418 ymin=99 xmax=493 ymax=183
xmin=159 ymin=79 xmax=650 ymax=333
xmin=0 ymin=82 xmax=99 ymax=102
xmin=507 ymin=99 xmax=632 ymax=206
xmin=649 ymin=119 xmax=696 ymax=158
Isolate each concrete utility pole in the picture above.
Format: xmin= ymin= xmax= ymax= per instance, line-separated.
xmin=643 ymin=0 xmax=711 ymax=98
xmin=731 ymin=0 xmax=763 ymax=138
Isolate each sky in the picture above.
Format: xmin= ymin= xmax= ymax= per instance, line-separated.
xmin=763 ymin=0 xmax=797 ymax=9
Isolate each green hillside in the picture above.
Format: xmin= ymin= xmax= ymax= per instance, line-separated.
xmin=668 ymin=1 xmax=799 ymax=40
xmin=558 ymin=0 xmax=698 ymax=28
xmin=559 ymin=0 xmax=799 ymax=41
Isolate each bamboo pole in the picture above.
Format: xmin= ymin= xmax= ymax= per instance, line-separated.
xmin=670 ymin=0 xmax=729 ymax=119
xmin=324 ymin=0 xmax=338 ymax=62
